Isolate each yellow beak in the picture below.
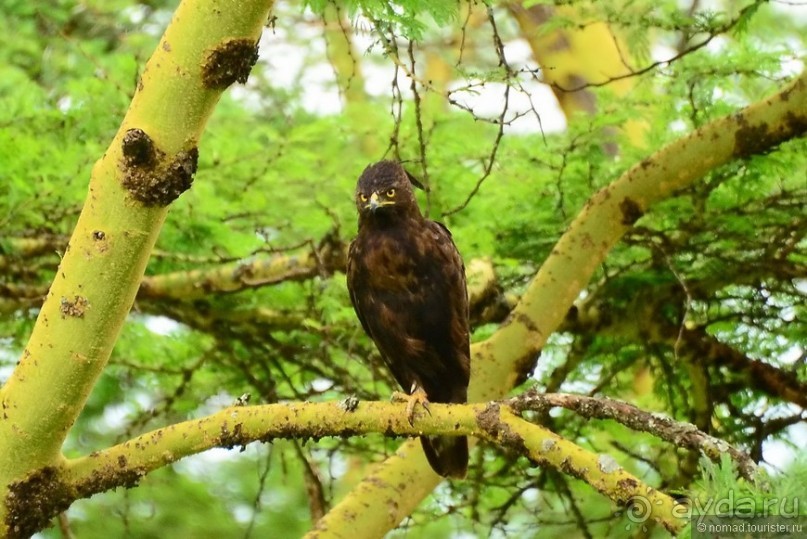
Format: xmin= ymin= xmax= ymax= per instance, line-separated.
xmin=367 ymin=192 xmax=380 ymax=211
xmin=364 ymin=191 xmax=395 ymax=211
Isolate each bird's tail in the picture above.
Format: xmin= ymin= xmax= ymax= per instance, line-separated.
xmin=420 ymin=435 xmax=468 ymax=479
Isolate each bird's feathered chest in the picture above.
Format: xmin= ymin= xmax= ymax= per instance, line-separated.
xmin=349 ymin=217 xmax=448 ymax=293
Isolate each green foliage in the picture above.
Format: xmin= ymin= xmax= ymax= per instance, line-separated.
xmin=306 ymin=0 xmax=459 ymax=38
xmin=676 ymin=454 xmax=807 ymax=535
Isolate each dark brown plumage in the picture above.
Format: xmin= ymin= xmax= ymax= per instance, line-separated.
xmin=346 ymin=160 xmax=470 ymax=479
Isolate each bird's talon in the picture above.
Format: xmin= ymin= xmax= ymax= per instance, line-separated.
xmin=403 ymin=387 xmax=430 ymax=425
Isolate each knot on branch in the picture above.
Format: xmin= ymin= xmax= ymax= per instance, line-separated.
xmin=219 ymin=421 xmax=249 ymax=452
xmin=476 ymin=403 xmax=527 ymax=455
xmin=733 ymin=108 xmax=807 ymax=158
xmin=5 ymin=467 xmax=74 ymax=539
xmin=59 ymin=295 xmax=89 ymax=318
xmin=120 ymin=128 xmax=198 ymax=207
xmin=202 ymin=38 xmax=260 ymax=89
xmin=619 ymin=197 xmax=644 ymax=226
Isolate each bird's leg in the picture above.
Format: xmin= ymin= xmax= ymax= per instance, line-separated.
xmin=391 ymin=383 xmax=431 ymax=425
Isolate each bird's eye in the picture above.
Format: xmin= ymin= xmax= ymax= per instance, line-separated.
xmin=359 ymin=193 xmax=368 ymax=202
xmin=386 ymin=188 xmax=396 ymax=198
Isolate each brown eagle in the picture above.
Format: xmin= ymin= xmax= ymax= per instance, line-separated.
xmin=346 ymin=160 xmax=470 ymax=479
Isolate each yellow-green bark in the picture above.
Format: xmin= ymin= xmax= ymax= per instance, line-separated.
xmin=0 ymin=1 xmax=273 ymax=536
xmin=508 ymin=2 xmax=648 ymax=146
xmin=139 ymin=249 xmax=323 ymax=299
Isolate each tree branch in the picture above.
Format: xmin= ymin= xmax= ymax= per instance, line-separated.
xmin=138 ymin=245 xmax=338 ymax=300
xmin=561 ymin=289 xmax=807 ymax=410
xmin=1 ymin=240 xmax=503 ymax=325
xmin=509 ymin=391 xmax=759 ymax=481
xmin=683 ymin=328 xmax=807 ymax=408
xmin=0 ymin=236 xmax=64 ymax=271
xmin=52 ymin=400 xmax=683 ymax=534
xmin=479 ymin=69 xmax=807 ymax=403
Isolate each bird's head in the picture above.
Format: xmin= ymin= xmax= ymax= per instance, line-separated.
xmin=354 ymin=160 xmax=425 ymax=217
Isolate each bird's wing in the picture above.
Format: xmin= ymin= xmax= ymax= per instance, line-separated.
xmin=430 ymin=220 xmax=471 ymax=339
xmin=346 ymin=238 xmax=373 ymax=338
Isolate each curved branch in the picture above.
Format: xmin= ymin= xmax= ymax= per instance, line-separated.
xmin=1 ymin=240 xmax=502 ymax=323
xmin=479 ymin=69 xmax=807 ymax=401
xmin=139 ymin=242 xmax=501 ymax=303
